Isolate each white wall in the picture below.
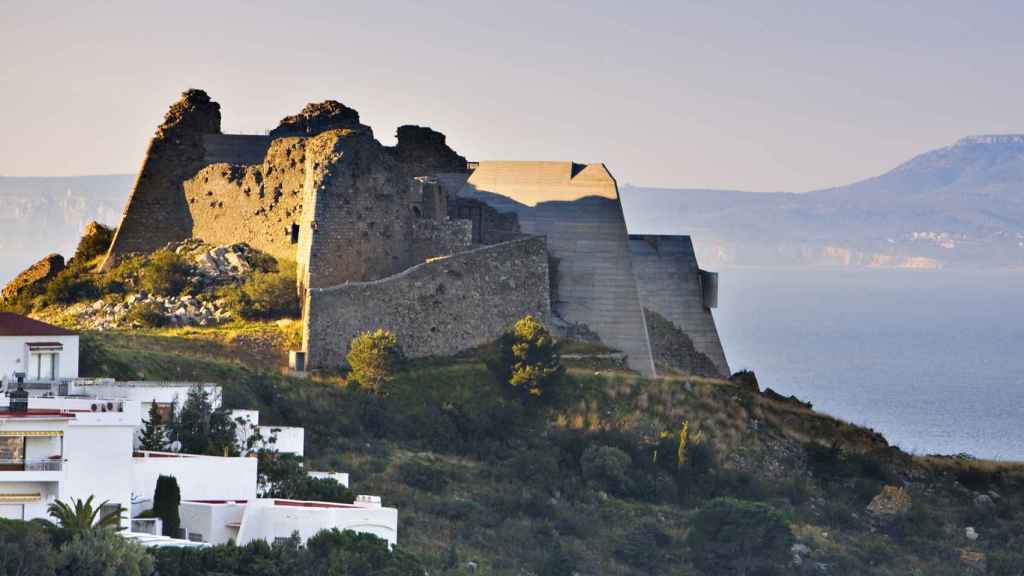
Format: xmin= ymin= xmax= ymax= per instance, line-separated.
xmin=231 ymin=409 xmax=304 ymax=457
xmin=228 ymin=500 xmax=397 ymax=547
xmin=180 ymin=501 xmax=244 ymax=544
xmin=132 ymin=452 xmax=257 ymax=508
xmin=63 ymin=424 xmax=136 ymax=528
xmin=0 ymin=335 xmax=79 ymax=382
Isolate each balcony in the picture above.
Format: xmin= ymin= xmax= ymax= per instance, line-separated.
xmin=0 ymin=458 xmax=64 ymax=472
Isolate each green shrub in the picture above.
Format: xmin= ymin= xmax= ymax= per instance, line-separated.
xmin=220 ymin=265 xmax=299 ymax=320
xmin=258 ymin=452 xmax=354 ymax=503
xmin=43 ymin=268 xmax=98 ymax=305
xmin=346 ymin=330 xmax=403 ymax=392
xmin=490 ymin=315 xmax=563 ymax=397
xmin=56 ymin=528 xmax=153 ymax=576
xmin=0 ymin=517 xmax=56 ymax=576
xmin=686 ymin=497 xmax=794 ymax=575
xmin=127 ymin=302 xmax=167 ymax=328
xmin=580 ymin=445 xmax=632 ymax=496
xmin=396 ymin=459 xmax=449 ymax=493
xmin=139 ymin=251 xmax=192 ymax=296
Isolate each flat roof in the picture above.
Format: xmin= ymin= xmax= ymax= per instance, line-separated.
xmin=0 ymin=313 xmax=77 ymax=337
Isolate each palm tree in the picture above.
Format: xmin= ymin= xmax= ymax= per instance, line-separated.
xmin=47 ymin=496 xmax=122 ymax=530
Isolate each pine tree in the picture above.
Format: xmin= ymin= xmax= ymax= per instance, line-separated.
xmin=138 ymin=399 xmax=167 ymax=451
xmin=152 ymin=475 xmax=181 ymax=537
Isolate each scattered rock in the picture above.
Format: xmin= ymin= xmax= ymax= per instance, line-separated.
xmin=973 ymin=494 xmax=995 ymax=510
xmin=959 ymin=549 xmax=986 ymax=571
xmin=965 ymin=526 xmax=979 ymax=541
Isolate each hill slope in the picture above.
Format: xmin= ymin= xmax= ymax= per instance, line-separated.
xmin=79 ymin=326 xmax=1024 ymax=575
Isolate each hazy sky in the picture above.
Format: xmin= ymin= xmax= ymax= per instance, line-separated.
xmin=2 ymin=1 xmax=1022 ymax=191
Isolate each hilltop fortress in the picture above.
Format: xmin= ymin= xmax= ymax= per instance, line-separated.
xmin=102 ymin=90 xmax=729 ymax=377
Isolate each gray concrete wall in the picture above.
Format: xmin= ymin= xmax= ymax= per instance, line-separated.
xmin=629 ymin=235 xmax=730 ymax=376
xmin=303 ymin=236 xmax=550 ymax=370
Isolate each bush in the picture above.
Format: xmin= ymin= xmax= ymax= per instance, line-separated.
xmin=139 ymin=251 xmax=192 ymax=296
xmin=490 ymin=315 xmax=563 ymax=397
xmin=0 ymin=518 xmax=56 ymax=576
xmin=580 ymin=445 xmax=632 ymax=496
xmin=56 ymin=528 xmax=154 ymax=576
xmin=346 ymin=330 xmax=403 ymax=392
xmin=615 ymin=522 xmax=672 ymax=570
xmin=220 ymin=266 xmax=299 ymax=320
xmin=126 ymin=302 xmax=167 ymax=328
xmin=396 ymin=459 xmax=449 ymax=493
xmin=686 ymin=498 xmax=794 ymax=575
xmin=43 ymin=268 xmax=99 ymax=305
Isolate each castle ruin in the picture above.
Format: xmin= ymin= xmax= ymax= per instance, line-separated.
xmin=103 ymin=90 xmax=729 ymax=378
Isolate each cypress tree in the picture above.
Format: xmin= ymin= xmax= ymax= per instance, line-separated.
xmin=152 ymin=474 xmax=181 ymax=537
xmin=138 ymin=399 xmax=167 ymax=451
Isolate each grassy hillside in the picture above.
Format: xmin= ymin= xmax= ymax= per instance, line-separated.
xmin=78 ymin=325 xmax=1024 ymax=575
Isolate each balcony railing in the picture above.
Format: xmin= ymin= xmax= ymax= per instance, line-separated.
xmin=0 ymin=459 xmax=63 ymax=472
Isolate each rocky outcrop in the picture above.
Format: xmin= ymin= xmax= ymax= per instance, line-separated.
xmin=157 ymin=89 xmax=221 ymax=137
xmin=270 ymin=100 xmax=366 ymax=137
xmin=388 ymin=125 xmax=467 ymax=176
xmin=1 ymin=253 xmax=65 ymax=303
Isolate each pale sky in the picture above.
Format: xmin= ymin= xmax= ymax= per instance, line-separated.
xmin=2 ymin=0 xmax=1022 ymax=191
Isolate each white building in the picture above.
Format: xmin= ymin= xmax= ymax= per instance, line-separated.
xmin=0 ymin=313 xmax=79 ymax=386
xmin=231 ymin=409 xmax=305 ymax=457
xmin=0 ymin=395 xmax=139 ymax=525
xmin=179 ymin=497 xmax=397 ymax=546
xmin=132 ymin=451 xmax=257 ymax=517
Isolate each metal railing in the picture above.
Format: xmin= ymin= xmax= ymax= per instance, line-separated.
xmin=0 ymin=459 xmax=63 ymax=471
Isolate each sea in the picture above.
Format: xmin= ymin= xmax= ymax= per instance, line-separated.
xmin=712 ymin=267 xmax=1024 ymax=461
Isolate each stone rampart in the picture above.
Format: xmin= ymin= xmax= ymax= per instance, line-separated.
xmin=303 ymin=236 xmax=550 ymax=370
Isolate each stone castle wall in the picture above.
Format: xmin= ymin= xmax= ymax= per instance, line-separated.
xmin=303 ymin=236 xmax=550 ymax=369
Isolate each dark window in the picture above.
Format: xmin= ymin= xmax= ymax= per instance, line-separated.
xmin=290 ymin=223 xmax=300 ymax=244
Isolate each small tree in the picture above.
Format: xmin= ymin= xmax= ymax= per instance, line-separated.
xmin=168 ymin=386 xmax=237 ymax=456
xmin=491 ymin=315 xmax=562 ymax=397
xmin=138 ymin=401 xmax=167 ymax=452
xmin=151 ymin=475 xmax=181 ymax=538
xmin=346 ymin=329 xmax=403 ymax=392
xmin=47 ymin=496 xmax=121 ymax=531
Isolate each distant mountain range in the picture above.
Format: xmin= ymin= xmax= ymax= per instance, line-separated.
xmin=621 ymin=135 xmax=1024 ymax=269
xmin=2 ymin=134 xmax=1023 ymax=284
xmin=0 ymin=175 xmax=132 ymax=282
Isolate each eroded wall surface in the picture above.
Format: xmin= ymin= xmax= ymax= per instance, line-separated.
xmin=303 ymin=236 xmax=550 ymax=370
xmin=629 ymin=236 xmax=730 ymax=376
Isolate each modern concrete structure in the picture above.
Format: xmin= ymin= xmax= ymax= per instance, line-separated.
xmin=455 ymin=162 xmax=728 ymax=377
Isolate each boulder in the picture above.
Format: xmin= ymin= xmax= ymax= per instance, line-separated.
xmin=965 ymin=526 xmax=979 ymax=541
xmin=866 ymin=485 xmax=912 ymax=517
xmin=1 ymin=253 xmax=65 ymax=303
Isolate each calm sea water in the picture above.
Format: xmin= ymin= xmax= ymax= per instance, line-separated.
xmin=712 ymin=268 xmax=1024 ymax=461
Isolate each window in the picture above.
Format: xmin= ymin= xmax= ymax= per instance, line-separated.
xmin=290 ymin=223 xmax=300 ymax=244
xmin=28 ymin=352 xmax=57 ymax=380
xmin=188 ymin=532 xmax=205 ymax=542
xmin=0 ymin=437 xmax=25 ymax=470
